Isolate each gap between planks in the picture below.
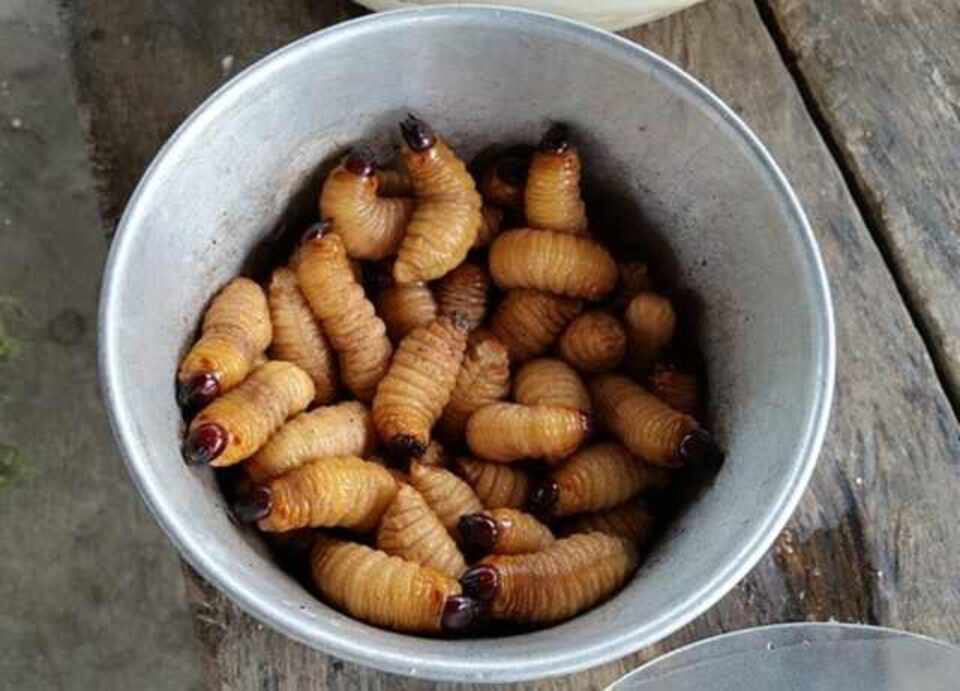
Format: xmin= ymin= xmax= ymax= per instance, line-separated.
xmin=754 ymin=0 xmax=960 ymax=425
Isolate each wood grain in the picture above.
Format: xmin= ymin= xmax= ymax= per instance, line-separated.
xmin=0 ymin=2 xmax=200 ymax=689
xmin=68 ymin=0 xmax=960 ymax=688
xmin=65 ymin=0 xmax=365 ymax=226
xmin=625 ymin=0 xmax=960 ymax=645
xmin=759 ymin=0 xmax=960 ymax=414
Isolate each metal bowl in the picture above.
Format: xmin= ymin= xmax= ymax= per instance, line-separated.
xmin=99 ymin=6 xmax=835 ymax=683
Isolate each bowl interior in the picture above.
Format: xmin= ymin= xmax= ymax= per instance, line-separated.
xmin=100 ymin=7 xmax=833 ymax=683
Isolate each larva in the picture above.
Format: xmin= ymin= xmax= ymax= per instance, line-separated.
xmin=177 ymin=277 xmax=273 ymax=412
xmin=267 ymin=267 xmax=338 ymax=404
xmin=296 ymin=228 xmax=393 ymax=402
xmin=557 ymin=311 xmax=627 ymax=374
xmin=409 ymin=461 xmax=484 ymax=535
xmin=479 ymin=154 xmax=527 ymax=209
xmin=376 ymin=484 xmax=467 ymax=578
xmin=459 ymin=508 xmax=554 ymax=557
xmin=624 ymin=292 xmax=676 ymax=374
xmin=590 ymin=374 xmax=721 ymax=468
xmin=245 ymin=401 xmax=376 ymax=482
xmin=456 ymin=456 xmax=531 ymax=510
xmin=619 ymin=261 xmax=652 ymax=300
xmin=375 ymin=168 xmax=413 ymax=197
xmin=558 ymin=500 xmax=656 ymax=545
xmin=490 ymin=289 xmax=582 ymax=363
xmin=182 ymin=361 xmax=314 ymax=467
xmin=513 ymin=358 xmax=591 ymax=413
xmin=319 ymin=148 xmax=415 ymax=260
xmin=528 ymin=442 xmax=670 ymax=518
xmin=648 ymin=360 xmax=700 ymax=416
xmin=489 ymin=229 xmax=617 ymax=301
xmin=524 ymin=124 xmax=588 ymax=235
xmin=372 ymin=317 xmax=468 ymax=458
xmin=435 ymin=262 xmax=490 ymax=333
xmin=460 ymin=532 xmax=638 ymax=625
xmin=438 ymin=331 xmax=511 ymax=441
xmin=474 ymin=204 xmax=505 ymax=248
xmin=246 ymin=456 xmax=397 ymax=533
xmin=376 ymin=280 xmax=439 ymax=343
xmin=310 ymin=537 xmax=480 ymax=633
xmin=394 ymin=115 xmax=482 ymax=283
xmin=465 ymin=402 xmax=590 ymax=464
xmin=419 ymin=440 xmax=450 ymax=468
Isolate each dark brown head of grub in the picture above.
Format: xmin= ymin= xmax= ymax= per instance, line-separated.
xmin=387 ymin=434 xmax=427 ymax=462
xmin=677 ymin=428 xmax=725 ymax=472
xmin=182 ymin=422 xmax=227 ymax=466
xmin=527 ymin=478 xmax=559 ymax=518
xmin=400 ymin=114 xmax=436 ymax=152
xmin=233 ymin=485 xmax=273 ymax=523
xmin=458 ymin=513 xmax=499 ymax=558
xmin=441 ymin=595 xmax=485 ymax=634
xmin=300 ymin=219 xmax=332 ymax=245
xmin=539 ymin=123 xmax=571 ymax=154
xmin=460 ymin=564 xmax=499 ymax=603
xmin=344 ymin=146 xmax=377 ymax=177
xmin=177 ymin=372 xmax=220 ymax=414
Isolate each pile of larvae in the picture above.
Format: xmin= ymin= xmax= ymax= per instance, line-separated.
xmin=177 ymin=115 xmax=723 ymax=636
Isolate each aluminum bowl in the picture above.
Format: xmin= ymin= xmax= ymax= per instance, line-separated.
xmin=99 ymin=6 xmax=835 ymax=683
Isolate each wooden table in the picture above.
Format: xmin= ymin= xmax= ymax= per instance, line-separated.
xmin=65 ymin=0 xmax=960 ymax=687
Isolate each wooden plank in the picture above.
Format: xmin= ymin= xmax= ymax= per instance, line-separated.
xmin=66 ymin=0 xmax=960 ymax=688
xmin=66 ymin=0 xmax=365 ymax=226
xmin=759 ymin=0 xmax=960 ymax=410
xmin=0 ymin=1 xmax=200 ymax=689
xmin=626 ymin=0 xmax=960 ymax=643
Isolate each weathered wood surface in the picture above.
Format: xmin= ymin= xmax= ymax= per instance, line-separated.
xmin=0 ymin=2 xmax=201 ymax=690
xmin=67 ymin=0 xmax=365 ymax=227
xmin=67 ymin=0 xmax=960 ymax=688
xmin=760 ymin=0 xmax=960 ymax=413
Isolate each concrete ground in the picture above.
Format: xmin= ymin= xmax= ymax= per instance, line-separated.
xmin=0 ymin=1 xmax=202 ymax=688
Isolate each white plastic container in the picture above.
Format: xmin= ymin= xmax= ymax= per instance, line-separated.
xmin=353 ymin=0 xmax=706 ymax=31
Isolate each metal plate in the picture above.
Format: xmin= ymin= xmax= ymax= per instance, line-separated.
xmin=610 ymin=624 xmax=960 ymax=690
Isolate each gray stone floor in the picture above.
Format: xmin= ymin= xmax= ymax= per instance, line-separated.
xmin=0 ymin=1 xmax=202 ymax=688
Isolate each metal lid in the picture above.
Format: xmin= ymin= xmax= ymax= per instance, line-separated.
xmin=609 ymin=624 xmax=960 ymax=690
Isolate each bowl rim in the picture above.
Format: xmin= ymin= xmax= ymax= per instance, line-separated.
xmin=98 ymin=4 xmax=836 ymax=683
xmin=605 ymin=623 xmax=960 ymax=690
